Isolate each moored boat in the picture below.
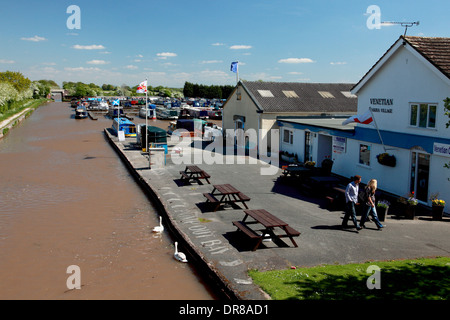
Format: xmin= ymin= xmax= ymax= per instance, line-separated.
xmin=75 ymin=105 xmax=88 ymax=119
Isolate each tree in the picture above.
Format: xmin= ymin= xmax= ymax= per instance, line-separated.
xmin=0 ymin=71 xmax=31 ymax=93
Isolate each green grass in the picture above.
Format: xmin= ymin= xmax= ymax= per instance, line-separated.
xmin=0 ymin=98 xmax=47 ymax=123
xmin=248 ymin=257 xmax=450 ymax=300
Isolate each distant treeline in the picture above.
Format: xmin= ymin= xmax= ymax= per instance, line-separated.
xmin=183 ymin=82 xmax=234 ymax=100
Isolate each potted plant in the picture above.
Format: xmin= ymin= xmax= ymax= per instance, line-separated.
xmin=305 ymin=161 xmax=316 ymax=169
xmin=376 ymin=153 xmax=396 ymax=167
xmin=376 ymin=200 xmax=390 ymax=222
xmin=321 ymin=157 xmax=333 ymax=175
xmin=398 ymin=192 xmax=417 ymax=219
xmin=430 ymin=193 xmax=445 ymax=220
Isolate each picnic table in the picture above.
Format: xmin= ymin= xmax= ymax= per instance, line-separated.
xmin=180 ymin=165 xmax=211 ymax=184
xmin=308 ymin=175 xmax=343 ymax=192
xmin=282 ymin=165 xmax=311 ymax=178
xmin=232 ymin=209 xmax=300 ymax=251
xmin=325 ymin=186 xmax=347 ymax=210
xmin=203 ymin=184 xmax=250 ymax=212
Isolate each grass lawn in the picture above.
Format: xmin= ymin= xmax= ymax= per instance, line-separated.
xmin=249 ymin=257 xmax=450 ymax=300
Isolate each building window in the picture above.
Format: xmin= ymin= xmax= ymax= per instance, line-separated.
xmin=359 ymin=144 xmax=371 ymax=166
xmin=257 ymin=90 xmax=274 ymax=97
xmin=282 ymin=90 xmax=299 ymax=98
xmin=283 ymin=129 xmax=293 ymax=144
xmin=410 ymin=103 xmax=437 ymax=128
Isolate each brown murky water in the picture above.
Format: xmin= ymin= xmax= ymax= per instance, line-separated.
xmin=0 ymin=102 xmax=216 ymax=300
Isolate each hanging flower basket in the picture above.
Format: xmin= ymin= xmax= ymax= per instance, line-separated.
xmin=376 ymin=153 xmax=396 ymax=167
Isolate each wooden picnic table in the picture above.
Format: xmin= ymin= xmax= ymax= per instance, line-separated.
xmin=180 ymin=165 xmax=211 ymax=184
xmin=232 ymin=209 xmax=300 ymax=251
xmin=282 ymin=166 xmax=311 ymax=178
xmin=203 ymin=184 xmax=250 ymax=212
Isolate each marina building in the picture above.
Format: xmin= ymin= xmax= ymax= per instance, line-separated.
xmin=222 ymin=81 xmax=357 ymax=153
xmin=278 ymin=35 xmax=450 ymax=211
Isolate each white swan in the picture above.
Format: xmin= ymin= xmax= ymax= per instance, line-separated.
xmin=152 ymin=216 xmax=164 ymax=233
xmin=174 ymin=242 xmax=188 ymax=263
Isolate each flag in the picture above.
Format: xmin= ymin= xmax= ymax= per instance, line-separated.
xmin=342 ymin=109 xmax=373 ymax=125
xmin=230 ymin=61 xmax=238 ymax=73
xmin=136 ymin=80 xmax=147 ymax=93
xmin=112 ymin=99 xmax=120 ymax=106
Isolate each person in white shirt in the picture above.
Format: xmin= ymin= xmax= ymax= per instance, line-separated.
xmin=342 ymin=175 xmax=362 ymax=231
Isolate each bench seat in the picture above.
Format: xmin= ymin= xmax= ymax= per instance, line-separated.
xmin=180 ymin=171 xmax=190 ymax=179
xmin=237 ymin=193 xmax=251 ymax=201
xmin=203 ymin=193 xmax=219 ymax=203
xmin=284 ymin=225 xmax=301 ymax=237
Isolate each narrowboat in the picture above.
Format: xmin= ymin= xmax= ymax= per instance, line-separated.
xmin=157 ymin=108 xmax=179 ymax=120
xmin=139 ymin=105 xmax=156 ymax=119
xmin=172 ymin=119 xmax=206 ymax=137
xmin=111 ymin=118 xmax=137 ymax=137
xmin=75 ymin=105 xmax=88 ymax=119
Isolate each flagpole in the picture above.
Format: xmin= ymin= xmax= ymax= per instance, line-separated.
xmin=369 ymin=107 xmax=386 ymax=152
xmin=236 ymin=60 xmax=239 ymax=84
xmin=145 ymin=78 xmax=148 ymax=154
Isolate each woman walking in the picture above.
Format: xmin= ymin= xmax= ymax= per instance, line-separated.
xmin=360 ymin=179 xmax=385 ymax=230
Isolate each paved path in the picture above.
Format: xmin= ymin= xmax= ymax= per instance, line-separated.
xmin=105 ymin=130 xmax=450 ymax=300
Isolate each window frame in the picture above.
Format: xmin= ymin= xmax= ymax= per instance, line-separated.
xmin=283 ymin=129 xmax=293 ymax=145
xmin=409 ymin=103 xmax=437 ymax=129
xmin=358 ymin=143 xmax=371 ymax=167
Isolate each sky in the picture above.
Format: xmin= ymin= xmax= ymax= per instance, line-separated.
xmin=0 ymin=0 xmax=449 ymax=88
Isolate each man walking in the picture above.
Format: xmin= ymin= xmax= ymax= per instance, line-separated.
xmin=343 ymin=175 xmax=362 ymax=231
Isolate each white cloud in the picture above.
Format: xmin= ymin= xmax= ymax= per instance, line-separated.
xmin=278 ymin=58 xmax=314 ymax=64
xmin=288 ymin=71 xmax=303 ymax=75
xmin=212 ymin=43 xmax=224 ymax=46
xmin=72 ymin=44 xmax=105 ymax=50
xmin=64 ymin=67 xmax=101 ymax=72
xmin=87 ymin=60 xmax=109 ymax=65
xmin=0 ymin=59 xmax=15 ymax=64
xmin=156 ymin=52 xmax=177 ymax=59
xmin=200 ymin=60 xmax=223 ymax=64
xmin=230 ymin=45 xmax=252 ymax=50
xmin=330 ymin=61 xmax=347 ymax=65
xmin=124 ymin=65 xmax=138 ymax=70
xmin=21 ymin=35 xmax=47 ymax=42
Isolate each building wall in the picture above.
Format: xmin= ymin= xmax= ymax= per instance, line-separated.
xmin=347 ymin=43 xmax=450 ymax=211
xmin=356 ymin=45 xmax=450 ymax=138
xmin=222 ymin=85 xmax=259 ymax=133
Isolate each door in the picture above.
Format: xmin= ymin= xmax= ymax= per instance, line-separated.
xmin=410 ymin=151 xmax=430 ymax=202
xmin=304 ymin=131 xmax=312 ymax=162
xmin=235 ymin=119 xmax=244 ymax=147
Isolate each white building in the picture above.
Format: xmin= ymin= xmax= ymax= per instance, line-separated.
xmin=222 ymin=81 xmax=357 ymax=152
xmin=278 ymin=35 xmax=450 ymax=212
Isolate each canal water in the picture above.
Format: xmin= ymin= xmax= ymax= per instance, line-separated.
xmin=0 ymin=102 xmax=216 ymax=299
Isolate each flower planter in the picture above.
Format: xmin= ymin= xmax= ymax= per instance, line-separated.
xmin=376 ymin=153 xmax=396 ymax=167
xmin=377 ymin=206 xmax=388 ymax=222
xmin=431 ymin=205 xmax=444 ymax=220
xmin=405 ymin=205 xmax=416 ymax=220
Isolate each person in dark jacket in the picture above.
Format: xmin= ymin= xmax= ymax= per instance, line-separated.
xmin=342 ymin=175 xmax=362 ymax=230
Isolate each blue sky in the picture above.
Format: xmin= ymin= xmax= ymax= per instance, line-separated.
xmin=0 ymin=0 xmax=448 ymax=88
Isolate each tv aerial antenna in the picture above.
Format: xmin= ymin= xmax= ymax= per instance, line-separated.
xmin=381 ymin=21 xmax=420 ymax=36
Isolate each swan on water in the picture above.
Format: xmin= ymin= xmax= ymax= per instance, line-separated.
xmin=152 ymin=216 xmax=164 ymax=233
xmin=174 ymin=242 xmax=188 ymax=263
